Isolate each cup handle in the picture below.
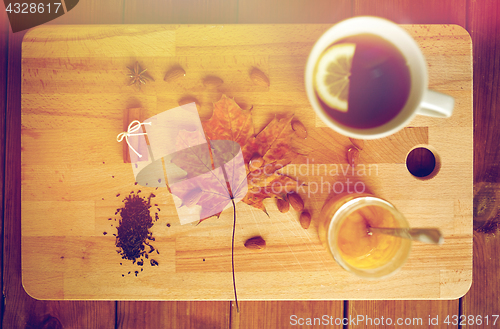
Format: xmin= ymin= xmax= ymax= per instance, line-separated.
xmin=417 ymin=90 xmax=455 ymax=118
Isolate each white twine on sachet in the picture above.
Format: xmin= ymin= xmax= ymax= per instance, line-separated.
xmin=117 ymin=120 xmax=152 ymax=158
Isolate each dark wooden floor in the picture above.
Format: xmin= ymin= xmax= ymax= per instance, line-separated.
xmin=2 ymin=0 xmax=500 ymax=328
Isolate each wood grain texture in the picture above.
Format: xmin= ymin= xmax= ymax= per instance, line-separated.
xmin=462 ymin=232 xmax=500 ymax=328
xmin=21 ymin=301 xmax=115 ymax=329
xmin=231 ymin=301 xmax=344 ymax=328
xmin=238 ymin=0 xmax=351 ymax=23
xmin=469 ymin=0 xmax=500 ymax=185
xmin=0 ymin=5 xmax=9 ymax=323
xmin=48 ymin=0 xmax=124 ymax=24
xmin=461 ymin=0 xmax=500 ymax=326
xmin=3 ymin=1 xmax=493 ymax=326
xmin=2 ymin=31 xmax=116 ymax=329
xmin=353 ymin=0 xmax=466 ymax=28
xmin=124 ymin=0 xmax=238 ymax=24
xmin=473 ymin=182 xmax=500 ymax=232
xmin=20 ymin=24 xmax=472 ymax=300
xmin=348 ymin=1 xmax=469 ymax=325
xmin=117 ymin=301 xmax=230 ymax=328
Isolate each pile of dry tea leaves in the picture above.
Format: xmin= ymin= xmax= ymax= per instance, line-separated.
xmin=113 ymin=192 xmax=159 ymax=272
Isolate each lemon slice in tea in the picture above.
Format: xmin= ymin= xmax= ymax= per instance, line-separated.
xmin=314 ymin=43 xmax=356 ymax=112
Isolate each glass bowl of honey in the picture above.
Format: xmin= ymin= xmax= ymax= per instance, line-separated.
xmin=318 ymin=193 xmax=411 ymax=279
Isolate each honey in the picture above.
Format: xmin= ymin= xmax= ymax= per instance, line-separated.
xmin=318 ymin=193 xmax=411 ymax=279
xmin=336 ymin=205 xmax=400 ymax=269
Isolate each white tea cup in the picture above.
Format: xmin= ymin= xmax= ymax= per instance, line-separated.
xmin=305 ymin=16 xmax=454 ymax=140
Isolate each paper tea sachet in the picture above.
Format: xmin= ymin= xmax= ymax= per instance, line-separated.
xmin=118 ymin=102 xmax=248 ymax=225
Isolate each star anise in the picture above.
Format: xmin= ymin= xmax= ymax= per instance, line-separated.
xmin=127 ymin=62 xmax=153 ymax=90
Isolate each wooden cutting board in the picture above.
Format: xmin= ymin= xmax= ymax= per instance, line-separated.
xmin=21 ymin=24 xmax=472 ymax=300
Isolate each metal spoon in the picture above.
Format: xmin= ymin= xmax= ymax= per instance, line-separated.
xmin=367 ymin=227 xmax=444 ymax=245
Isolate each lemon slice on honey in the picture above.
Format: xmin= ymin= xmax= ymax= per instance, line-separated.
xmin=314 ymin=43 xmax=356 ymax=112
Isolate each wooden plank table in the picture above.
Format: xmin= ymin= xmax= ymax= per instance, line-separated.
xmin=4 ymin=0 xmax=500 ymax=328
xmin=20 ymin=24 xmax=472 ymax=301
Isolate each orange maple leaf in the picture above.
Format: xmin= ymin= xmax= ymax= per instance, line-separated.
xmin=202 ymin=95 xmax=302 ymax=214
xmin=170 ymin=94 xmax=302 ymax=221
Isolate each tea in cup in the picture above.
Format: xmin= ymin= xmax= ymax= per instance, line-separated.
xmin=305 ymin=16 xmax=454 ymax=139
